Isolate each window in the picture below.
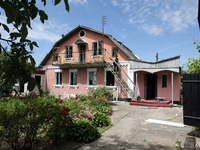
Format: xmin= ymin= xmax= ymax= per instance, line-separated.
xmin=53 ymin=54 xmax=58 ymax=61
xmin=65 ymin=46 xmax=73 ymax=58
xmin=162 ymin=75 xmax=167 ymax=88
xmin=69 ymin=69 xmax=77 ymax=85
xmin=87 ymin=68 xmax=97 ymax=86
xmin=92 ymin=41 xmax=102 ymax=55
xmin=55 ymin=70 xmax=62 ymax=85
xmin=79 ymin=30 xmax=86 ymax=38
xmin=112 ymin=48 xmax=118 ymax=57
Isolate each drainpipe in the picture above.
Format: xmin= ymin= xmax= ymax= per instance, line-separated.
xmin=171 ymin=72 xmax=174 ymax=105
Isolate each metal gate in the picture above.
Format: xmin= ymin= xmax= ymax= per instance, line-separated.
xmin=183 ymin=73 xmax=200 ymax=127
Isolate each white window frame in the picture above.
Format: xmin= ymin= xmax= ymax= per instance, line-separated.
xmin=53 ymin=69 xmax=63 ymax=89
xmin=92 ymin=41 xmax=102 ymax=56
xmin=67 ymin=69 xmax=78 ymax=90
xmin=86 ymin=68 xmax=97 ymax=89
xmin=162 ymin=74 xmax=167 ymax=88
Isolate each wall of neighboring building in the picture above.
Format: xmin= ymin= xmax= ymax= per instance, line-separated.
xmin=31 ymin=74 xmax=45 ymax=95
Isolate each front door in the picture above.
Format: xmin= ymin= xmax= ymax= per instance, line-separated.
xmin=145 ymin=74 xmax=157 ymax=100
xmin=79 ymin=45 xmax=86 ymax=63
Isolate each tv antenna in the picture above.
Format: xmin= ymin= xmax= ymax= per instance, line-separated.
xmin=102 ymin=16 xmax=106 ymax=49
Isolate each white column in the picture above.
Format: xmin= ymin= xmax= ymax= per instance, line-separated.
xmin=171 ymin=72 xmax=173 ymax=105
xmin=135 ymin=72 xmax=138 ymax=99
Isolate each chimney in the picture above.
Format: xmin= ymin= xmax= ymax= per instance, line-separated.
xmin=156 ymin=52 xmax=158 ymax=62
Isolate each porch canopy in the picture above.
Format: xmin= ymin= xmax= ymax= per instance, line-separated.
xmin=75 ymin=39 xmax=88 ymax=45
xmin=129 ymin=56 xmax=180 ymax=73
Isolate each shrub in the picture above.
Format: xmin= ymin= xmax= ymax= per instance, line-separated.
xmin=79 ymin=95 xmax=88 ymax=102
xmin=88 ymin=85 xmax=113 ymax=102
xmin=93 ymin=111 xmax=111 ymax=127
xmin=88 ymin=97 xmax=112 ymax=116
xmin=65 ymin=119 xmax=100 ymax=142
xmin=0 ymin=96 xmax=71 ymax=149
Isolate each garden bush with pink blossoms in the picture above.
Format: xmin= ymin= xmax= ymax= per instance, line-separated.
xmin=0 ymin=86 xmax=112 ymax=149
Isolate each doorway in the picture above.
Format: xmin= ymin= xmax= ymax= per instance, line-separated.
xmin=145 ymin=74 xmax=157 ymax=100
xmin=106 ymin=71 xmax=114 ymax=86
xmin=79 ymin=45 xmax=86 ymax=63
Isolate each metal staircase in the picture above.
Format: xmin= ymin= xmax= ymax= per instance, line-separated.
xmin=104 ymin=49 xmax=136 ymax=100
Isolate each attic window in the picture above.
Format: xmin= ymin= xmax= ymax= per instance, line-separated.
xmin=79 ymin=30 xmax=86 ymax=38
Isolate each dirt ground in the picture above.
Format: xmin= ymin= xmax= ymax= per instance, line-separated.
xmin=78 ymin=102 xmax=200 ymax=150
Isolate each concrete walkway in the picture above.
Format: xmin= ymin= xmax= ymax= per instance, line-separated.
xmin=78 ymin=102 xmax=200 ymax=150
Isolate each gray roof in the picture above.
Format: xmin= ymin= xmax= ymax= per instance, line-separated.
xmin=39 ymin=25 xmax=141 ymax=66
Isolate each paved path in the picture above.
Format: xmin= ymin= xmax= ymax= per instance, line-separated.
xmin=78 ymin=103 xmax=200 ymax=150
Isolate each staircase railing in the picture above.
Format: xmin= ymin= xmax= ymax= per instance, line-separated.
xmin=104 ymin=49 xmax=136 ymax=100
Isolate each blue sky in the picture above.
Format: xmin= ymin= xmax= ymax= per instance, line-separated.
xmin=0 ymin=0 xmax=199 ymax=70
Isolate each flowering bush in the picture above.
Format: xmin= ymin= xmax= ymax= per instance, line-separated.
xmin=0 ymin=96 xmax=71 ymax=149
xmin=88 ymin=85 xmax=113 ymax=102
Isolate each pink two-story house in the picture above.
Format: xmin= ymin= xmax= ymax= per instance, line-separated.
xmin=35 ymin=25 xmax=180 ymax=102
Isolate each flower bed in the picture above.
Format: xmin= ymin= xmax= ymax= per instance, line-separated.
xmin=0 ymin=86 xmax=113 ymax=149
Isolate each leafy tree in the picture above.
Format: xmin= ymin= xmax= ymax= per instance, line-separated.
xmin=186 ymin=40 xmax=200 ymax=73
xmin=0 ymin=0 xmax=69 ymax=96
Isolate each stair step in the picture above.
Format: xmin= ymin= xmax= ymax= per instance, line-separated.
xmin=129 ymin=100 xmax=172 ymax=108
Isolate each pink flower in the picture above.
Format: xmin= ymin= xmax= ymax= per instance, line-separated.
xmin=89 ymin=97 xmax=92 ymax=99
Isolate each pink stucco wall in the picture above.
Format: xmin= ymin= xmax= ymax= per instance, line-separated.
xmin=44 ymin=29 xmax=129 ymax=66
xmin=45 ymin=65 xmax=129 ymax=99
xmin=135 ymin=71 xmax=180 ymax=101
xmin=157 ymin=71 xmax=180 ymax=101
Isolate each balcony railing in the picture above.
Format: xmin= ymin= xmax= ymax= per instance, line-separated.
xmin=52 ymin=49 xmax=106 ymax=66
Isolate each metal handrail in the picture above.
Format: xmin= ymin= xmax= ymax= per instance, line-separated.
xmin=104 ymin=49 xmax=136 ymax=89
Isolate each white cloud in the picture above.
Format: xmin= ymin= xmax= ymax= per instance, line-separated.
xmin=111 ymin=0 xmax=119 ymax=6
xmin=68 ymin=0 xmax=87 ymax=5
xmin=113 ymin=0 xmax=198 ymax=36
xmin=28 ymin=19 xmax=72 ymax=43
xmin=141 ymin=24 xmax=163 ymax=36
xmin=0 ymin=15 xmax=72 ymax=43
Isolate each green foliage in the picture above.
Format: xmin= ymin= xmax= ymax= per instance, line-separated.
xmin=186 ymin=40 xmax=200 ymax=73
xmin=137 ymin=95 xmax=141 ymax=101
xmin=0 ymin=96 xmax=71 ymax=149
xmin=0 ymin=0 xmax=70 ymax=95
xmin=65 ymin=119 xmax=100 ymax=143
xmin=93 ymin=111 xmax=111 ymax=127
xmin=79 ymin=95 xmax=88 ymax=102
xmin=88 ymin=97 xmax=112 ymax=116
xmin=88 ymin=85 xmax=113 ymax=101
xmin=186 ymin=56 xmax=200 ymax=73
xmin=176 ymin=140 xmax=182 ymax=150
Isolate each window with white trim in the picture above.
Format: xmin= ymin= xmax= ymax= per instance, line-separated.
xmin=69 ymin=69 xmax=77 ymax=85
xmin=162 ymin=74 xmax=167 ymax=88
xmin=87 ymin=68 xmax=97 ymax=86
xmin=65 ymin=46 xmax=73 ymax=58
xmin=55 ymin=70 xmax=62 ymax=85
xmin=92 ymin=41 xmax=102 ymax=55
